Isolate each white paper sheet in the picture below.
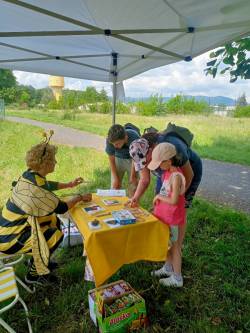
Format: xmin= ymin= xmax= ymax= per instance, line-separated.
xmin=96 ymin=189 xmax=126 ymax=197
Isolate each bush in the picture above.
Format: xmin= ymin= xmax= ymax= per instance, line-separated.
xmin=87 ymin=104 xmax=98 ymax=113
xmin=47 ymin=100 xmax=61 ymax=109
xmin=166 ymin=95 xmax=210 ymax=114
xmin=233 ymin=105 xmax=250 ymax=118
xmin=116 ymin=102 xmax=130 ymax=114
xmin=136 ymin=95 xmax=166 ymax=116
xmin=99 ymin=101 xmax=112 ymax=114
xmin=61 ymin=111 xmax=76 ymax=120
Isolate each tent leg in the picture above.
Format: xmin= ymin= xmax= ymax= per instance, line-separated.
xmin=112 ymin=78 xmax=117 ymax=125
xmin=111 ymin=52 xmax=118 ymax=125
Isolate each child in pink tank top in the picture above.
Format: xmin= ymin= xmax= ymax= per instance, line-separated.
xmin=148 ymin=142 xmax=187 ymax=287
xmin=154 ymin=168 xmax=186 ymax=226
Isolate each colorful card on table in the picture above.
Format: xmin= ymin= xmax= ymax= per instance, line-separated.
xmin=102 ymin=199 xmax=120 ymax=206
xmin=103 ymin=218 xmax=121 ymax=228
xmin=83 ymin=204 xmax=105 ymax=215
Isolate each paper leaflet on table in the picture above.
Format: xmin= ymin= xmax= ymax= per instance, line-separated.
xmin=96 ymin=189 xmax=126 ymax=197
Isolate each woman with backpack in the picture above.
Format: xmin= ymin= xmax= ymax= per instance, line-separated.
xmin=128 ymin=128 xmax=202 ymax=210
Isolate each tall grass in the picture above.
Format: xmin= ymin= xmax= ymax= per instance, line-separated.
xmin=7 ymin=108 xmax=250 ymax=166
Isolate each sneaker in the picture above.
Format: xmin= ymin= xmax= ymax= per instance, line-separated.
xmin=151 ymin=264 xmax=173 ymax=277
xmin=159 ymin=274 xmax=183 ymax=288
xmin=25 ymin=273 xmax=58 ymax=286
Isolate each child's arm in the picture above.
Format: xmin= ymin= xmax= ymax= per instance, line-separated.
xmin=155 ymin=175 xmax=182 ymax=205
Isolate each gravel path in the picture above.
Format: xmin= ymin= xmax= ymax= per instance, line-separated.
xmin=7 ymin=116 xmax=250 ymax=215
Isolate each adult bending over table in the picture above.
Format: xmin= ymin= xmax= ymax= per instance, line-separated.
xmin=105 ymin=124 xmax=140 ymax=196
xmin=128 ymin=131 xmax=202 ymax=208
xmin=0 ymin=133 xmax=91 ymax=286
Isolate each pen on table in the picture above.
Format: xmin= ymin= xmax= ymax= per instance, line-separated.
xmin=94 ymin=212 xmax=112 ymax=217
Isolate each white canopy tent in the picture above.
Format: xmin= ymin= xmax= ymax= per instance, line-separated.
xmin=0 ymin=0 xmax=250 ymax=123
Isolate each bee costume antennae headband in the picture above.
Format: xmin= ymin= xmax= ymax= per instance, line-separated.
xmin=41 ymin=130 xmax=54 ymax=160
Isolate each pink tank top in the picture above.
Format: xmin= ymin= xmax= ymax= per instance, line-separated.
xmin=153 ymin=168 xmax=186 ymax=226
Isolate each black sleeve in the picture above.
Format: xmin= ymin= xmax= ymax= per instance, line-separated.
xmin=46 ymin=181 xmax=59 ymax=191
xmin=54 ymin=200 xmax=68 ymax=214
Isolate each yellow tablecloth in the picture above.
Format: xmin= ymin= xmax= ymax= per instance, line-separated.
xmin=70 ymin=194 xmax=169 ymax=286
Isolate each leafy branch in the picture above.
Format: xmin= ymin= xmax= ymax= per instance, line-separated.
xmin=205 ymin=36 xmax=250 ymax=82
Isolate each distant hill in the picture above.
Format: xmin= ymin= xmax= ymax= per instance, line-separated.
xmin=125 ymin=95 xmax=235 ymax=106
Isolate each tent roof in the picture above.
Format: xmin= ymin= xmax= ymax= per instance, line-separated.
xmin=0 ymin=0 xmax=250 ymax=82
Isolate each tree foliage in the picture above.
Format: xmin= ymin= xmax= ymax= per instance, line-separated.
xmin=166 ymin=95 xmax=210 ymax=114
xmin=236 ymin=93 xmax=248 ymax=107
xmin=136 ymin=94 xmax=165 ymax=116
xmin=233 ymin=105 xmax=250 ymax=118
xmin=205 ymin=36 xmax=250 ymax=82
xmin=0 ymin=69 xmax=17 ymax=89
xmin=0 ymin=70 xmax=210 ymax=115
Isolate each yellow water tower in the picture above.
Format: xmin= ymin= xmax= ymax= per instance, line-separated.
xmin=49 ymin=76 xmax=64 ymax=101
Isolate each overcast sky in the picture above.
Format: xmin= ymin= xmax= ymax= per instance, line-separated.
xmin=14 ymin=51 xmax=250 ymax=101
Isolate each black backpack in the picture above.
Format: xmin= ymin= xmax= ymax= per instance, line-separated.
xmin=162 ymin=122 xmax=194 ymax=147
xmin=143 ymin=126 xmax=158 ymax=134
xmin=124 ymin=123 xmax=141 ymax=136
xmin=124 ymin=123 xmax=159 ymax=136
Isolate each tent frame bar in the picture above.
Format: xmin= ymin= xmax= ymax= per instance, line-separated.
xmin=2 ymin=0 xmax=184 ymax=59
xmin=111 ymin=53 xmax=118 ymax=125
xmin=119 ymin=32 xmax=186 ymax=73
xmin=1 ymin=20 xmax=250 ymax=38
xmin=0 ymin=28 xmax=188 ymax=37
xmin=0 ymin=42 xmax=109 ymax=72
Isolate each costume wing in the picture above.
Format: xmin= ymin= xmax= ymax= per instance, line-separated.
xmin=11 ymin=179 xmax=59 ymax=216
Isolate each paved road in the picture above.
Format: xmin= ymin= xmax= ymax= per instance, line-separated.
xmin=197 ymin=159 xmax=250 ymax=214
xmin=7 ymin=116 xmax=250 ymax=215
xmin=7 ymin=116 xmax=104 ymax=151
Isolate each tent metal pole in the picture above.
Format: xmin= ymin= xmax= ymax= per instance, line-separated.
xmin=111 ymin=53 xmax=118 ymax=125
xmin=112 ymin=75 xmax=117 ymax=124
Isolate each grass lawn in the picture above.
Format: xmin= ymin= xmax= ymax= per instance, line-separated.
xmin=7 ymin=108 xmax=250 ymax=166
xmin=0 ymin=120 xmax=249 ymax=333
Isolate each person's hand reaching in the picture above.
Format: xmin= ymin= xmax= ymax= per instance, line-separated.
xmin=69 ymin=177 xmax=84 ymax=188
xmin=80 ymin=193 xmax=92 ymax=202
xmin=125 ymin=197 xmax=139 ymax=208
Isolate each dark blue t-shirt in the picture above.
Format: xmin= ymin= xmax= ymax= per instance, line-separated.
xmin=157 ymin=133 xmax=200 ymax=166
xmin=105 ymin=129 xmax=140 ymax=159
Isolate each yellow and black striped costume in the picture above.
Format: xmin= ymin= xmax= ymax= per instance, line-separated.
xmin=0 ymin=170 xmax=67 ymax=257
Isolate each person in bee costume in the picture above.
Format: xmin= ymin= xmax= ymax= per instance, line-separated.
xmin=0 ymin=130 xmax=92 ymax=285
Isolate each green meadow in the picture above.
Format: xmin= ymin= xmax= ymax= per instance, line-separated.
xmin=7 ymin=108 xmax=250 ymax=166
xmin=0 ymin=120 xmax=249 ymax=333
